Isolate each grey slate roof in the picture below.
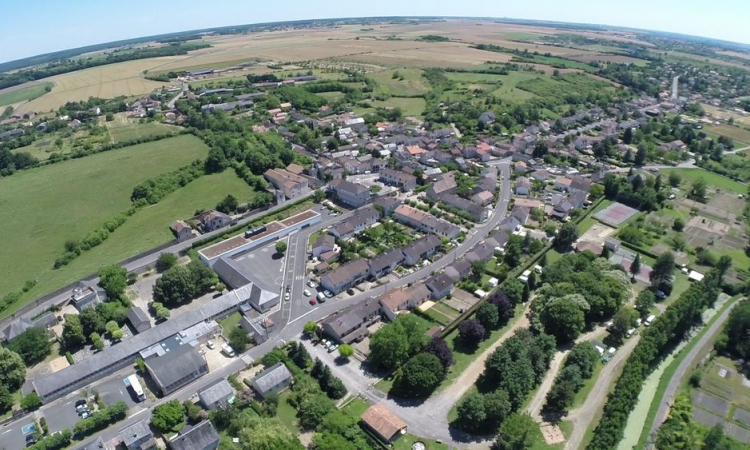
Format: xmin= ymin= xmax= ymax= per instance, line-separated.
xmin=252 ymin=362 xmax=292 ymax=395
xmin=198 ymin=379 xmax=235 ymax=407
xmin=146 ymin=344 xmax=206 ymax=392
xmin=33 ymin=290 xmax=242 ymax=400
xmin=169 ymin=420 xmax=219 ymax=450
xmin=213 ymin=256 xmax=252 ymax=289
xmin=120 ymin=420 xmax=153 ymax=448
xmin=127 ymin=307 xmax=150 ymax=327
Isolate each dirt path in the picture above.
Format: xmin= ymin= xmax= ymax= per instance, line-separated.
xmin=565 ymin=335 xmax=640 ymax=450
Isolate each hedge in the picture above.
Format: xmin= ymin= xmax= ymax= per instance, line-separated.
xmin=73 ymin=401 xmax=128 ymax=439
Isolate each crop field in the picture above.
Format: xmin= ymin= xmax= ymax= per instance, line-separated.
xmin=5 ymin=20 xmax=643 ymax=115
xmin=14 ymin=59 xmax=170 ymax=114
xmin=0 ymin=134 xmax=209 ymax=307
xmin=0 ymin=82 xmax=53 ymax=107
xmin=369 ymin=68 xmax=429 ymax=96
xmin=706 ymin=124 xmax=750 ymax=146
xmin=104 ymin=117 xmax=180 ymax=143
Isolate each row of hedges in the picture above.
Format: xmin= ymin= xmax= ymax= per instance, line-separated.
xmin=588 ymin=268 xmax=723 ymax=449
xmin=73 ymin=401 xmax=128 ymax=439
xmin=26 ymin=429 xmax=71 ymax=450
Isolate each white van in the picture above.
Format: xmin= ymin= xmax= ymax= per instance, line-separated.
xmin=317 ymin=292 xmax=327 ymax=303
xmin=645 ymin=314 xmax=656 ymax=326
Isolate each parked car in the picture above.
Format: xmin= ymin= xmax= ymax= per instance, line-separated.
xmin=307 ymin=280 xmax=317 ymax=288
xmin=323 ymin=290 xmax=333 ymax=298
xmin=645 ymin=314 xmax=656 ymax=326
xmin=284 ymin=292 xmax=290 ymax=300
xmin=303 ymin=289 xmax=311 ymax=297
xmin=309 ymin=298 xmax=317 ymax=305
xmin=328 ymin=344 xmax=339 ymax=353
xmin=206 ymin=340 xmax=216 ymax=350
xmin=75 ymin=399 xmax=87 ymax=408
xmin=626 ymin=328 xmax=636 ymax=338
xmin=317 ymin=292 xmax=327 ymax=303
xmin=221 ymin=343 xmax=236 ymax=357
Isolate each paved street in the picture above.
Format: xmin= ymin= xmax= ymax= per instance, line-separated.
xmin=1 ymin=162 xmax=512 ymax=449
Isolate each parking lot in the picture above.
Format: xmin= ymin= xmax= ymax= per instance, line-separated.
xmin=231 ymin=242 xmax=285 ymax=292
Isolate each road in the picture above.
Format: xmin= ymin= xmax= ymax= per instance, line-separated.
xmin=671 ymin=76 xmax=680 ymax=101
xmin=565 ymin=336 xmax=641 ymax=450
xmin=15 ymin=162 xmax=512 ymax=449
xmin=0 ymin=191 xmax=316 ymax=330
xmin=645 ymin=297 xmax=742 ymax=447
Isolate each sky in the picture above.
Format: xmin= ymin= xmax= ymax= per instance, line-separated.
xmin=1 ymin=0 xmax=749 ymax=63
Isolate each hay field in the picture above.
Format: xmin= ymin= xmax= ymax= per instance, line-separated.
xmin=14 ymin=59 xmax=172 ymax=114
xmin=0 ymin=134 xmax=208 ymax=305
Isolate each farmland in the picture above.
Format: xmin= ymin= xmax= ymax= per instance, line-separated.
xmin=0 ymin=82 xmax=53 ymax=107
xmin=104 ymin=117 xmax=180 ymax=143
xmin=0 ymin=134 xmax=210 ymax=307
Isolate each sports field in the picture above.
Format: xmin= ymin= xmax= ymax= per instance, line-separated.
xmin=0 ymin=134 xmax=209 ymax=306
xmin=0 ymin=82 xmax=53 ymax=107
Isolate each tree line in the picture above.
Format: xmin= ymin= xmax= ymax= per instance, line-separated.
xmin=589 ymin=266 xmax=726 ymax=449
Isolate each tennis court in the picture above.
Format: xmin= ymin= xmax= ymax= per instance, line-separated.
xmin=593 ymin=202 xmax=639 ymax=227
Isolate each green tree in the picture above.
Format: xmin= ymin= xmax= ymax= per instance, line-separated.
xmin=229 ymin=327 xmax=250 ymax=352
xmin=541 ymin=299 xmax=585 ymax=344
xmin=672 ymin=218 xmax=685 ymax=231
xmin=151 ymin=400 xmax=185 ymax=433
xmin=566 ymin=343 xmax=600 ymax=379
xmin=0 ymin=348 xmax=26 ymax=391
xmin=275 ymin=241 xmax=288 ymax=254
xmin=216 ymin=194 xmax=239 ymax=214
xmin=338 ymin=344 xmax=354 ymax=359
xmin=492 ymin=413 xmax=536 ymax=450
xmin=237 ymin=416 xmax=304 ymax=450
xmin=635 ymin=290 xmax=656 ymax=318
xmin=62 ymin=314 xmax=86 ymax=347
xmin=545 ymin=365 xmax=583 ymax=413
xmin=504 ymin=235 xmax=523 ymax=266
xmin=555 ymin=222 xmax=579 ymax=250
xmin=80 ymin=307 xmax=106 ymax=337
xmin=98 ymin=265 xmax=128 ymax=299
xmin=303 ymin=321 xmax=318 ymax=336
xmin=690 ymin=178 xmax=708 ymax=201
xmin=393 ymin=353 xmax=446 ymax=398
xmin=483 ymin=389 xmax=512 ymax=428
xmin=153 ymin=265 xmax=196 ymax=306
xmin=650 ymin=251 xmax=675 ymax=288
xmin=0 ymin=385 xmax=13 ymax=412
xmin=634 ymin=145 xmax=647 ymax=166
xmin=630 ymin=253 xmax=641 ymax=280
xmin=455 ymin=391 xmax=486 ymax=432
xmin=476 ymin=302 xmax=500 ymax=330
xmin=472 ymin=260 xmax=487 ymax=279
xmin=20 ymin=392 xmax=41 ymax=411
xmin=298 ymin=394 xmax=334 ymax=429
xmin=155 ymin=253 xmax=178 ymax=272
xmin=668 ymin=172 xmax=681 ymax=187
xmin=368 ymin=315 xmax=428 ymax=370
xmin=7 ymin=327 xmax=51 ymax=364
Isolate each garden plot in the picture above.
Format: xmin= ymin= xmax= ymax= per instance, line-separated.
xmin=692 ymin=390 xmax=729 ymax=417
xmin=578 ymin=223 xmax=617 ymax=247
xmin=683 ymin=215 xmax=730 ymax=248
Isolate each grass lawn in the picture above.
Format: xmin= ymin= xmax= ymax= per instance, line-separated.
xmin=219 ymin=312 xmax=242 ymax=339
xmin=489 ymin=72 xmax=541 ymax=102
xmin=0 ymin=135 xmax=241 ymax=315
xmin=546 ymin=248 xmax=564 ymax=264
xmin=662 ymin=168 xmax=747 ymax=195
xmin=0 ymin=82 xmax=53 ymax=107
xmin=369 ymin=69 xmax=429 ymax=97
xmin=392 ymin=435 xmax=448 ymax=450
xmin=277 ymin=391 xmax=300 ymax=434
xmin=438 ymin=304 xmax=527 ymax=391
xmin=341 ymin=397 xmax=370 ymax=418
xmin=106 ymin=120 xmax=180 ymax=143
xmin=317 ymin=91 xmax=345 ymax=102
xmin=356 ymin=97 xmax=427 ymax=117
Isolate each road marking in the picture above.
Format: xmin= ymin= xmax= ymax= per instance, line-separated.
xmin=128 ymin=409 xmax=147 ymax=419
xmin=1 ymin=429 xmax=11 ymax=435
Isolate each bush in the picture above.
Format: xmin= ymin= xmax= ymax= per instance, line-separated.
xmin=155 ymin=253 xmax=178 ymax=272
xmin=21 ymin=392 xmax=41 ymax=411
xmin=73 ymin=401 xmax=128 ymax=438
xmin=458 ymin=319 xmax=485 ymax=346
xmin=151 ymin=400 xmax=185 ymax=433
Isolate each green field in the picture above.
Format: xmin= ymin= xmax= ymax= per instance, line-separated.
xmin=356 ymin=97 xmax=427 ymax=117
xmin=0 ymin=134 xmax=214 ymax=310
xmin=661 ymin=168 xmax=748 ymax=195
xmin=0 ymin=82 xmax=53 ymax=107
xmin=489 ymin=72 xmax=543 ymax=101
xmin=706 ymin=124 xmax=750 ymax=146
xmin=369 ymin=69 xmax=429 ymax=97
xmin=445 ymin=72 xmax=506 ymax=84
xmin=107 ymin=120 xmax=180 ymax=143
xmin=317 ymin=91 xmax=345 ymax=102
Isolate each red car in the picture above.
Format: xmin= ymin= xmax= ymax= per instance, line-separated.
xmin=309 ymin=298 xmax=317 ymax=305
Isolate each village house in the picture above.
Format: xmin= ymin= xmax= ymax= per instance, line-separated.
xmin=379 ymin=168 xmax=417 ymax=192
xmin=251 ymin=362 xmax=293 ymax=399
xmin=264 ymin=168 xmax=309 ymax=200
xmin=329 ymin=179 xmax=371 ymax=208
xmin=170 ymin=220 xmax=195 ymax=242
xmin=402 ymin=235 xmax=443 ymax=266
xmin=361 ymin=405 xmax=408 ymax=444
xmin=378 ymin=285 xmax=431 ymax=321
xmin=369 ymin=249 xmax=405 ymax=279
xmin=472 ymin=190 xmax=494 ymax=206
xmin=393 ymin=205 xmax=460 ymax=239
xmin=444 ymin=259 xmax=472 ymax=282
xmin=437 ymin=193 xmax=489 ymax=222
xmin=425 ymin=273 xmax=454 ymax=300
xmin=312 ymin=235 xmax=336 ymax=258
xmin=329 ymin=205 xmax=380 ymax=239
xmin=320 ymin=259 xmax=370 ymax=294
xmin=321 ymin=300 xmax=381 ymax=343
xmin=199 ymin=211 xmax=232 ymax=232
xmin=515 ymin=177 xmax=531 ymax=196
